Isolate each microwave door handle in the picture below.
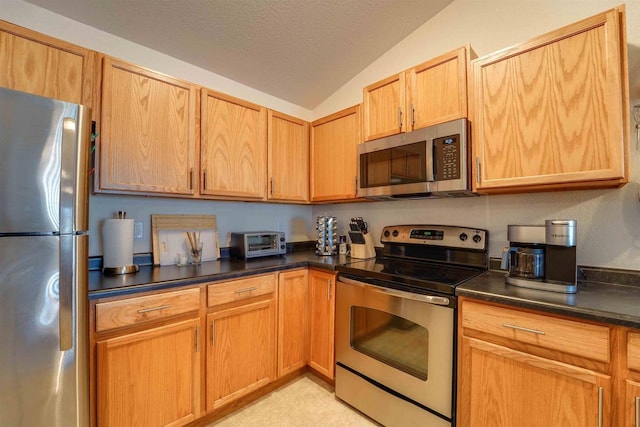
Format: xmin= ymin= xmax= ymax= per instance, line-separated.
xmin=426 ymin=139 xmax=435 ymax=182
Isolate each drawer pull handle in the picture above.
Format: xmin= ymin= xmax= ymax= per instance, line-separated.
xmin=137 ymin=304 xmax=171 ymax=314
xmin=236 ymin=287 xmax=257 ymax=294
xmin=502 ymin=323 xmax=545 ymax=335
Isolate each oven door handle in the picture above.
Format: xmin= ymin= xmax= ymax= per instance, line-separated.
xmin=338 ymin=276 xmax=451 ymax=306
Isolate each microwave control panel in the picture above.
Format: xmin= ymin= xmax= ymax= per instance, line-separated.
xmin=434 ymin=134 xmax=460 ymax=180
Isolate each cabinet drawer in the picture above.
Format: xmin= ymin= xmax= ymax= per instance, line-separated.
xmin=96 ymin=288 xmax=200 ymax=332
xmin=207 ymin=273 xmax=276 ymax=307
xmin=461 ymin=300 xmax=610 ymax=363
xmin=627 ymin=332 xmax=640 ymax=371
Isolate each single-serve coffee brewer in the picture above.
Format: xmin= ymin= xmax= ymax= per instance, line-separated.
xmin=501 ymin=219 xmax=577 ymax=293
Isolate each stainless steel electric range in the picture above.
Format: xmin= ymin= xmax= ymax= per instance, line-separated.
xmin=335 ymin=224 xmax=488 ymax=427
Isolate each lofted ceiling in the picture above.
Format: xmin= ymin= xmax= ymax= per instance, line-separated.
xmin=24 ymin=0 xmax=452 ymax=109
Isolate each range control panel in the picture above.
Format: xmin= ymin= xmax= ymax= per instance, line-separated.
xmin=381 ymin=224 xmax=487 ymax=251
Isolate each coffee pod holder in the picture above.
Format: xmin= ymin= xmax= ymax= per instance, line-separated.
xmin=350 ymin=234 xmax=376 ymax=259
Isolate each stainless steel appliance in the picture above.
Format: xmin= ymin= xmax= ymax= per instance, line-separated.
xmin=357 ymin=118 xmax=475 ymax=199
xmin=501 ymin=219 xmax=577 ymax=293
xmin=0 ymin=87 xmax=91 ymax=426
xmin=335 ymin=225 xmax=488 ymax=427
xmin=230 ymin=231 xmax=286 ymax=259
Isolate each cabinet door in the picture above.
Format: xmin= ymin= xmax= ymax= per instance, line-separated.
xmin=407 ymin=47 xmax=469 ymax=131
xmin=278 ymin=269 xmax=309 ymax=377
xmin=308 ymin=270 xmax=335 ymax=379
xmin=625 ymin=380 xmax=640 ymax=427
xmin=472 ymin=8 xmax=628 ymax=193
xmin=99 ymin=58 xmax=198 ymax=195
xmin=458 ymin=336 xmax=611 ymax=427
xmin=363 ymin=73 xmax=406 ymax=141
xmin=96 ymin=319 xmax=200 ymax=427
xmin=0 ymin=20 xmax=94 ymax=106
xmin=268 ymin=110 xmax=309 ymax=202
xmin=206 ymin=298 xmax=276 ymax=410
xmin=310 ymin=105 xmax=361 ymax=202
xmin=201 ymin=89 xmax=267 ymax=199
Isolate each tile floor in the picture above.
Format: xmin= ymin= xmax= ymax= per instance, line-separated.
xmin=208 ymin=374 xmax=380 ymax=426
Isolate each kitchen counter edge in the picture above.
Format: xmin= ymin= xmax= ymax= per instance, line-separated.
xmin=89 ymin=251 xmax=348 ymax=300
xmin=457 ymin=269 xmax=640 ymax=329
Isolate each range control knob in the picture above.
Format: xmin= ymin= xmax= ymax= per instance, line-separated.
xmin=459 ymin=233 xmax=468 ymax=241
xmin=472 ymin=234 xmax=482 ymax=243
xmin=392 ymin=229 xmax=399 ymax=237
xmin=383 ymin=230 xmax=391 ymax=238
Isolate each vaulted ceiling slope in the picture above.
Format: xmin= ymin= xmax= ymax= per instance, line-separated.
xmin=24 ymin=0 xmax=452 ymax=109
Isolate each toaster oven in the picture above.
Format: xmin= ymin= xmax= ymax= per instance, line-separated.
xmin=230 ymin=231 xmax=286 ymax=259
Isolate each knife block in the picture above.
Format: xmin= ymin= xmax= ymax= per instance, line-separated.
xmin=350 ymin=233 xmax=376 ymax=259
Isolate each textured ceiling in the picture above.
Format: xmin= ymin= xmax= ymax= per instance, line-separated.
xmin=24 ymin=0 xmax=452 ymax=109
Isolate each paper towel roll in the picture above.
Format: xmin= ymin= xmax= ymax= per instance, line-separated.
xmin=102 ymin=219 xmax=135 ymax=270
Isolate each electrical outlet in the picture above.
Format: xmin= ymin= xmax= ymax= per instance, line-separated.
xmin=134 ymin=221 xmax=143 ymax=239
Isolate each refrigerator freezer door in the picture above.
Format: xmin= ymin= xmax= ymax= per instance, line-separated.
xmin=0 ymin=234 xmax=89 ymax=427
xmin=0 ymin=87 xmax=90 ymax=234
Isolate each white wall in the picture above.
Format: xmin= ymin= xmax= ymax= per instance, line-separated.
xmin=313 ymin=0 xmax=640 ymax=270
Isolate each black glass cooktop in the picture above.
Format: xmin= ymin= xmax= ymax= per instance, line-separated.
xmin=336 ymin=257 xmax=485 ymax=296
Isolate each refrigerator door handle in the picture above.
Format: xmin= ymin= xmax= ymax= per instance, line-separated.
xmin=58 ymin=235 xmax=74 ymax=351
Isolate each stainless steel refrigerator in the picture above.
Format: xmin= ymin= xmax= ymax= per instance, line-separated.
xmin=0 ymin=87 xmax=90 ymax=426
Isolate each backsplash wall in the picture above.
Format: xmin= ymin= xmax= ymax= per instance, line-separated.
xmin=89 ymin=194 xmax=313 ymax=257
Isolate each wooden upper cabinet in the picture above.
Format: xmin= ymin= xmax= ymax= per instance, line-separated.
xmin=0 ymin=20 xmax=95 ymax=106
xmin=201 ymin=89 xmax=267 ymax=199
xmin=472 ymin=6 xmax=629 ymax=194
xmin=363 ymin=73 xmax=406 ymax=141
xmin=363 ymin=46 xmax=471 ymax=141
xmin=407 ymin=46 xmax=470 ymax=131
xmin=267 ymin=110 xmax=309 ymax=202
xmin=310 ymin=105 xmax=361 ymax=202
xmin=98 ymin=57 xmax=198 ymax=195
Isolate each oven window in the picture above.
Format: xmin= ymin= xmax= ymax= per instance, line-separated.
xmin=359 ymin=141 xmax=427 ymax=188
xmin=350 ymin=306 xmax=428 ymax=380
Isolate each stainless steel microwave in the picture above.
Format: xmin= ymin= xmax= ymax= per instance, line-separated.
xmin=230 ymin=231 xmax=286 ymax=259
xmin=357 ymin=118 xmax=475 ymax=199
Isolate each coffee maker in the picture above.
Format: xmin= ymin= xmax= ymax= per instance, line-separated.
xmin=501 ymin=219 xmax=577 ymax=293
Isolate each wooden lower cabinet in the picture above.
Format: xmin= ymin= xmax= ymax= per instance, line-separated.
xmin=308 ymin=269 xmax=336 ymax=379
xmin=278 ymin=268 xmax=309 ymax=377
xmin=205 ymin=297 xmax=276 ymax=410
xmin=96 ymin=318 xmax=200 ymax=427
xmin=459 ymin=336 xmax=611 ymax=426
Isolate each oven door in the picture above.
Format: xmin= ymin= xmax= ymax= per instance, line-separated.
xmin=336 ymin=276 xmax=455 ymax=424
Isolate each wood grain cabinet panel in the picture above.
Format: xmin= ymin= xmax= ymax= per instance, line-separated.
xmin=462 ymin=299 xmax=610 ymax=363
xmin=459 ymin=336 xmax=611 ymax=427
xmin=267 ymin=110 xmax=309 ymax=202
xmin=0 ymin=20 xmax=94 ymax=106
xmin=363 ymin=46 xmax=471 ymax=141
xmin=206 ymin=298 xmax=276 ymax=410
xmin=308 ymin=269 xmax=335 ymax=379
xmin=310 ymin=105 xmax=361 ymax=202
xmin=96 ymin=319 xmax=200 ymax=427
xmin=278 ymin=269 xmax=309 ymax=377
xmin=95 ymin=288 xmax=200 ymax=332
xmin=458 ymin=298 xmax=613 ymax=427
xmin=98 ymin=57 xmax=198 ymax=195
xmin=472 ymin=6 xmax=629 ymax=193
xmin=200 ymin=89 xmax=267 ymax=199
xmin=207 ymin=273 xmax=276 ymax=307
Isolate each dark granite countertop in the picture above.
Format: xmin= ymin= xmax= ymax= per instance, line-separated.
xmin=457 ymin=268 xmax=640 ymax=329
xmin=89 ymin=251 xmax=350 ymax=299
